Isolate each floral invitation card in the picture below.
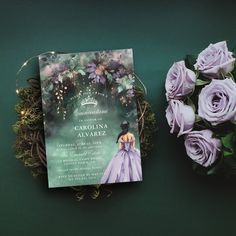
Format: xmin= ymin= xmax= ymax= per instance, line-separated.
xmin=39 ymin=49 xmax=142 ymax=188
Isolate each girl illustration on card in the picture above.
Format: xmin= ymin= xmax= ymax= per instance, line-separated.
xmin=101 ymin=121 xmax=142 ymax=184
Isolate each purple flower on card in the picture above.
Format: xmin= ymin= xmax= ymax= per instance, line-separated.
xmin=126 ymin=89 xmax=134 ymax=98
xmin=184 ymin=130 xmax=221 ymax=167
xmin=113 ymin=66 xmax=127 ymax=79
xmin=43 ymin=63 xmax=68 ymax=83
xmin=87 ymin=61 xmax=106 ymax=84
xmin=106 ymin=60 xmax=127 ymax=79
xmin=43 ymin=64 xmax=67 ymax=77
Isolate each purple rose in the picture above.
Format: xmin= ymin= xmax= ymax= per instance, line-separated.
xmin=198 ymin=78 xmax=236 ymax=125
xmin=166 ymin=100 xmax=195 ymax=137
xmin=194 ymin=41 xmax=235 ymax=78
xmin=165 ymin=61 xmax=196 ymax=101
xmin=184 ymin=130 xmax=221 ymax=167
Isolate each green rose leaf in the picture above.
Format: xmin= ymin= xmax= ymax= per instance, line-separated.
xmin=195 ymin=115 xmax=202 ymax=123
xmin=193 ymin=157 xmax=223 ymax=176
xmin=221 ymin=132 xmax=235 ymax=159
xmin=221 ymin=132 xmax=234 ymax=150
xmin=184 ymin=54 xmax=197 ymax=71
xmin=186 ymin=97 xmax=196 ymax=112
xmin=223 ymin=150 xmax=234 ymax=158
xmin=207 ymin=163 xmax=221 ymax=175
xmin=231 ymin=120 xmax=236 ymax=125
xmin=195 ymin=78 xmax=210 ymax=86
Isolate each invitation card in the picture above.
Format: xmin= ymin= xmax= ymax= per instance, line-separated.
xmin=39 ymin=49 xmax=142 ymax=188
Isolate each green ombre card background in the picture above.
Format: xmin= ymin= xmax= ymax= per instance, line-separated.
xmin=39 ymin=50 xmax=141 ymax=187
xmin=1 ymin=0 xmax=236 ymax=235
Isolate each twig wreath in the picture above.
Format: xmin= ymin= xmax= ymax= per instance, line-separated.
xmin=13 ymin=51 xmax=157 ymax=200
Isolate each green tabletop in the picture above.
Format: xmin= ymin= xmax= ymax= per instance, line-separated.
xmin=1 ymin=1 xmax=236 ymax=235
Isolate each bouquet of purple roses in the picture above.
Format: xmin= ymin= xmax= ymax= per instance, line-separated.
xmin=165 ymin=41 xmax=236 ymax=176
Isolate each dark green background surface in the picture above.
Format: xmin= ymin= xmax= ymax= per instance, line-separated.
xmin=1 ymin=1 xmax=236 ymax=235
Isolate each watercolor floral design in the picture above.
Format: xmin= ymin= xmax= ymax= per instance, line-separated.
xmin=39 ymin=49 xmax=137 ymax=120
xmin=87 ymin=62 xmax=106 ymax=84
